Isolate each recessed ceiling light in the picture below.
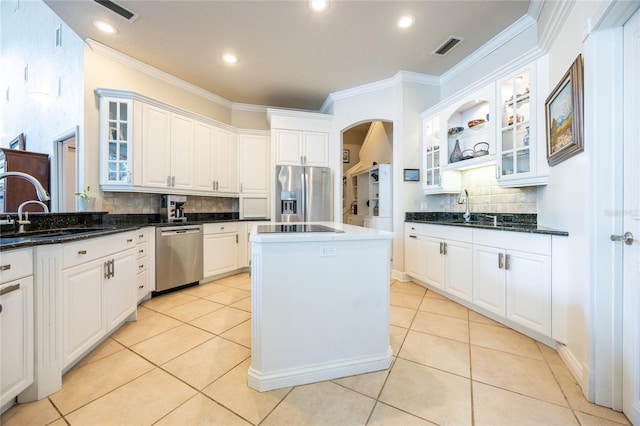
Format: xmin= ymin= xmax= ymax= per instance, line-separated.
xmin=309 ymin=0 xmax=328 ymax=12
xmin=397 ymin=15 xmax=415 ymax=29
xmin=222 ymin=53 xmax=238 ymax=64
xmin=93 ymin=20 xmax=117 ymax=34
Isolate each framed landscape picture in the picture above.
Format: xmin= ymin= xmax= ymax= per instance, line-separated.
xmin=545 ymin=54 xmax=584 ymax=166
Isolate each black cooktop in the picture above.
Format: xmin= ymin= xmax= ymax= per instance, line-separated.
xmin=257 ymin=224 xmax=344 ymax=234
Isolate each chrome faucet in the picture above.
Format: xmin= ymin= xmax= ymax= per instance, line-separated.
xmin=458 ymin=189 xmax=471 ymax=223
xmin=483 ymin=214 xmax=498 ymax=226
xmin=17 ymin=200 xmax=50 ymax=233
xmin=0 ymin=172 xmax=50 ymax=202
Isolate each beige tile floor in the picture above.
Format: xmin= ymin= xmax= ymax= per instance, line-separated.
xmin=1 ymin=273 xmax=632 ymax=426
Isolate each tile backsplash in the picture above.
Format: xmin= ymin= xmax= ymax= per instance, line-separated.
xmin=424 ymin=165 xmax=537 ymax=213
xmin=102 ymin=193 xmax=239 ymax=214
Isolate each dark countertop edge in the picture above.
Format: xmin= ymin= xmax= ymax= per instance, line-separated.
xmin=0 ymin=217 xmax=272 ymax=251
xmin=405 ymin=219 xmax=569 ymax=236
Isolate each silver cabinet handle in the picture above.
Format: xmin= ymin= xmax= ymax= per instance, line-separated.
xmin=498 ymin=252 xmax=504 ymax=269
xmin=172 ymin=176 xmax=176 ymax=187
xmin=138 ymin=264 xmax=144 ymax=269
xmin=443 ymin=242 xmax=447 ymax=255
xmin=0 ymin=283 xmax=20 ymax=297
xmin=167 ymin=175 xmax=172 ymax=187
xmin=505 ymin=253 xmax=510 ymax=270
xmin=0 ymin=264 xmax=10 ymax=271
xmin=139 ymin=249 xmax=144 ymax=254
xmin=409 ymin=235 xmax=417 ymax=239
xmin=240 ymin=183 xmax=243 ymax=192
xmin=78 ymin=250 xmax=87 ymax=255
xmin=104 ymin=261 xmax=110 ymax=279
xmin=127 ymin=238 xmax=133 ymax=243
xmin=611 ymin=232 xmax=634 ymax=245
xmin=439 ymin=242 xmax=443 ymax=255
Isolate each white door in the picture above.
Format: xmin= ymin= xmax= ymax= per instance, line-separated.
xmin=622 ymin=8 xmax=640 ymax=424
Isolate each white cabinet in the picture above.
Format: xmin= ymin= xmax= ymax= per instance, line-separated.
xmin=0 ymin=248 xmax=34 ymax=407
xmin=274 ymin=130 xmax=329 ymax=166
xmin=237 ymin=220 xmax=271 ymax=268
xmin=97 ymin=89 xmax=239 ymax=195
xmin=422 ymin=114 xmax=461 ymax=194
xmin=61 ymin=232 xmax=136 ymax=368
xmin=405 ymin=224 xmax=472 ymax=299
xmin=472 ymin=229 xmax=551 ymax=336
xmin=496 ymin=64 xmax=548 ymax=187
xmin=203 ymin=222 xmax=238 ymax=278
xmin=357 ymin=164 xmax=392 ymax=231
xmin=238 ymin=131 xmax=270 ymax=219
xmin=135 ymin=227 xmax=155 ymax=302
xmin=140 ymin=106 xmax=195 ymax=190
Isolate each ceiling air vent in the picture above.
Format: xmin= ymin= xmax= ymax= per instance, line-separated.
xmin=432 ymin=36 xmax=464 ymax=56
xmin=94 ymin=0 xmax=138 ymax=22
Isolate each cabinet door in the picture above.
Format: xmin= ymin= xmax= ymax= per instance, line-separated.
xmin=100 ymin=98 xmax=132 ymax=185
xmin=472 ymin=245 xmax=506 ymax=316
xmin=423 ymin=237 xmax=445 ymax=289
xmin=203 ymin=233 xmax=238 ymax=277
xmin=214 ymin=129 xmax=238 ymax=193
xmin=0 ymin=276 xmax=33 ymax=407
xmin=238 ymin=133 xmax=269 ymax=193
xmin=405 ymin=233 xmax=423 ymax=280
xmin=445 ymin=240 xmax=473 ymax=301
xmin=170 ymin=113 xmax=195 ymax=190
xmin=275 ymin=130 xmax=303 ymax=165
xmin=62 ymin=259 xmax=105 ymax=368
xmin=303 ymin=131 xmax=329 ymax=166
xmin=194 ymin=121 xmax=215 ymax=192
xmin=105 ymin=250 xmax=136 ymax=330
xmin=506 ymin=250 xmax=551 ymax=336
xmin=141 ymin=103 xmax=172 ymax=188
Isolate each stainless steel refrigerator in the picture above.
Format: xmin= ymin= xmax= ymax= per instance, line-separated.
xmin=275 ymin=165 xmax=333 ymax=222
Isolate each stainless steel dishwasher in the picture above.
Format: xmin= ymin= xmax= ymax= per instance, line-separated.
xmin=156 ymin=224 xmax=203 ymax=293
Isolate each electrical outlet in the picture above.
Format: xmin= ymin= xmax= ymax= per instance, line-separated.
xmin=420 ymin=201 xmax=429 ymax=211
xmin=320 ymin=245 xmax=337 ymax=257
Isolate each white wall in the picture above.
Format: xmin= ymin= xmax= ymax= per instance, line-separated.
xmin=0 ymin=0 xmax=84 ymax=155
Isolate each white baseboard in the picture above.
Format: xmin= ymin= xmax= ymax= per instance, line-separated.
xmin=247 ymin=347 xmax=393 ymax=392
xmin=557 ymin=344 xmax=590 ymax=395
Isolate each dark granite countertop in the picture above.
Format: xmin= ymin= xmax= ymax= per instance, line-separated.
xmin=405 ymin=212 xmax=568 ymax=236
xmin=0 ymin=212 xmax=267 ymax=251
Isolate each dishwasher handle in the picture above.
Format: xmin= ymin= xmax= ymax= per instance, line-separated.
xmin=160 ymin=228 xmax=201 ymax=237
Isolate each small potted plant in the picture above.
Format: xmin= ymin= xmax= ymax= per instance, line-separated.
xmin=75 ymin=186 xmax=96 ymax=211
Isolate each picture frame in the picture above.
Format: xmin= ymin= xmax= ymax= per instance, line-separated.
xmin=403 ymin=168 xmax=420 ymax=182
xmin=342 ymin=149 xmax=350 ymax=163
xmin=545 ymin=54 xmax=584 ymax=166
xmin=9 ymin=133 xmax=26 ymax=150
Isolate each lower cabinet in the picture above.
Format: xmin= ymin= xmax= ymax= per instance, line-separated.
xmin=0 ymin=248 xmax=34 ymax=407
xmin=203 ymin=222 xmax=238 ymax=278
xmin=134 ymin=227 xmax=155 ymax=302
xmin=61 ymin=232 xmax=136 ymax=369
xmin=405 ymin=222 xmax=552 ymax=338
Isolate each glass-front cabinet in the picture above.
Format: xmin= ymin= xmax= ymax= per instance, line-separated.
xmin=422 ymin=114 xmax=460 ymax=194
xmin=99 ymin=95 xmax=133 ymax=188
xmin=496 ymin=64 xmax=548 ymax=187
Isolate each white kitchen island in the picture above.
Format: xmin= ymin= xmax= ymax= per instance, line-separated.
xmin=248 ymin=222 xmax=393 ymax=391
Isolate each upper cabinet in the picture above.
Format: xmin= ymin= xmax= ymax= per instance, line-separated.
xmin=496 ymin=64 xmax=548 ymax=187
xmin=96 ymin=89 xmax=239 ymax=195
xmin=273 ymin=130 xmax=329 ymax=167
xmin=420 ymin=60 xmax=548 ymax=193
xmin=268 ymin=108 xmax=333 ymax=168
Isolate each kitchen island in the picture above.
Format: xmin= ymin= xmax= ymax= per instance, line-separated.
xmin=248 ymin=222 xmax=393 ymax=391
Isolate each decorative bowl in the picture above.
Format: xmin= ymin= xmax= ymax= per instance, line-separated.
xmin=461 ymin=149 xmax=475 ymax=160
xmin=448 ymin=126 xmax=464 ymax=135
xmin=468 ymin=119 xmax=486 ymax=128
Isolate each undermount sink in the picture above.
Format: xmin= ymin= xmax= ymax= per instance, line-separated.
xmin=0 ymin=226 xmax=117 ymax=240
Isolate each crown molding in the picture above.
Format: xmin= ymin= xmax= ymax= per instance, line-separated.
xmin=439 ymin=14 xmax=537 ymax=86
xmin=85 ymin=38 xmax=235 ymax=108
xmin=320 ymin=70 xmax=439 ymax=113
xmin=537 ymin=0 xmax=575 ymax=51
xmin=232 ymin=102 xmax=268 ymax=113
xmin=588 ymin=0 xmax=640 ymax=33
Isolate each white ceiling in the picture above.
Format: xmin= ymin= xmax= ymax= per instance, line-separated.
xmin=44 ymin=0 xmax=532 ymax=111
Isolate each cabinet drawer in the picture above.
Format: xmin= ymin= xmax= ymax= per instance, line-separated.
xmin=204 ymin=222 xmax=238 ymax=235
xmin=63 ymin=231 xmax=137 ymax=269
xmin=0 ymin=248 xmax=33 ymax=284
xmin=136 ymin=268 xmax=150 ymax=301
xmin=404 ymin=222 xmax=424 ymax=236
xmin=135 ymin=229 xmax=149 ymax=244
xmin=423 ymin=224 xmax=472 ymax=243
xmin=136 ymin=256 xmax=148 ymax=274
xmin=136 ymin=241 xmax=149 ymax=259
xmin=473 ymin=229 xmax=551 ymax=255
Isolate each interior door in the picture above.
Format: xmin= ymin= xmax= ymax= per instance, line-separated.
xmin=622 ymin=7 xmax=640 ymax=425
